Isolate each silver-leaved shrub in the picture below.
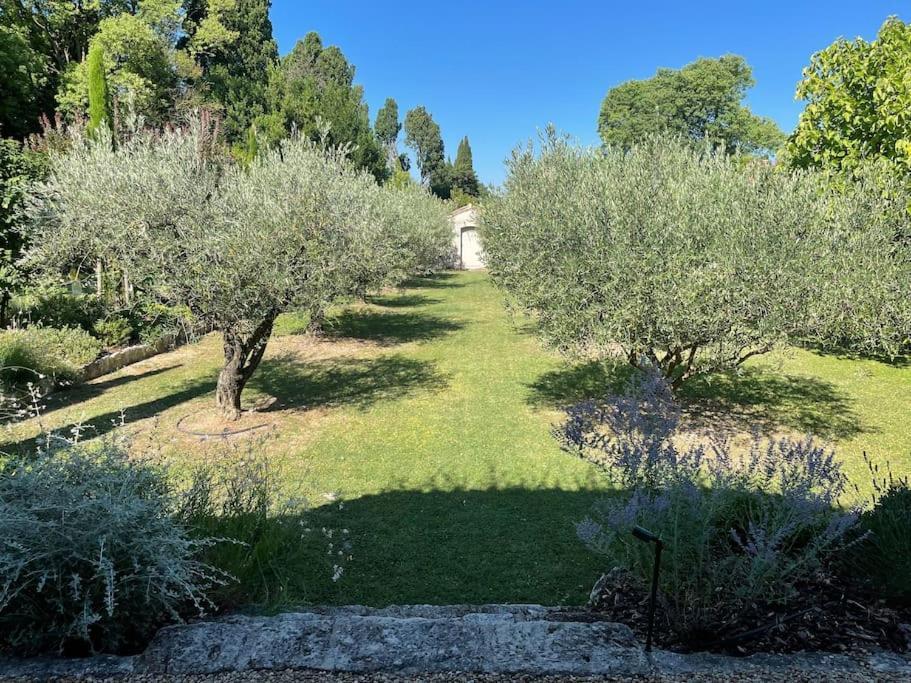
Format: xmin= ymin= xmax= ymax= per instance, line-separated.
xmin=566 ymin=371 xmax=859 ymax=639
xmin=0 ymin=441 xmax=229 ymax=655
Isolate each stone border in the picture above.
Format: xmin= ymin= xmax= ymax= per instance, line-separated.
xmin=1 ymin=605 xmax=909 ymax=679
xmin=79 ymin=329 xmax=198 ymax=383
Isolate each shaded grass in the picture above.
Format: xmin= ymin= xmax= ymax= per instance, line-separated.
xmin=527 ymin=349 xmax=911 ymax=488
xmin=3 ymin=271 xmax=910 ymax=609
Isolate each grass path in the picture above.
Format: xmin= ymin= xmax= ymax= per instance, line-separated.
xmin=3 ymin=270 xmax=910 ymax=607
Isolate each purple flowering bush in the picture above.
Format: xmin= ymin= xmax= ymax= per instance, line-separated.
xmin=566 ymin=371 xmax=859 ymax=638
xmin=845 ymin=458 xmax=911 ymax=604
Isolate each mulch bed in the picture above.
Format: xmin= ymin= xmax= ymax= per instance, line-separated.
xmin=585 ymin=568 xmax=911 ymax=656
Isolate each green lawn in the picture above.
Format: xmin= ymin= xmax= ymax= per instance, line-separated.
xmin=3 ymin=270 xmax=910 ymax=609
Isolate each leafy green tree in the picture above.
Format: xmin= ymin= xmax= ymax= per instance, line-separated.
xmin=261 ymin=32 xmax=384 ymax=180
xmin=598 ymin=55 xmax=785 ymax=155
xmin=85 ymin=41 xmax=108 ymax=133
xmin=56 ymin=7 xmax=180 ymax=125
xmin=404 ymin=105 xmax=450 ymax=198
xmin=1 ymin=0 xmax=140 ymax=130
xmin=180 ymin=0 xmax=238 ymax=58
xmin=0 ymin=24 xmax=48 ymax=138
xmin=451 ymin=136 xmax=479 ymax=197
xmin=0 ymin=138 xmax=46 ymax=325
xmin=787 ymin=17 xmax=911 ymax=183
xmin=374 ymin=97 xmax=401 ymax=174
xmin=0 ymin=0 xmax=136 ymax=74
xmin=483 ymin=133 xmax=911 ymax=386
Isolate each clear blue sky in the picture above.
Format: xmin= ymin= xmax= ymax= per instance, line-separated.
xmin=270 ymin=1 xmax=907 ymax=186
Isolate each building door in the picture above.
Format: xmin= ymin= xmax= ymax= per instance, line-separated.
xmin=460 ymin=227 xmax=484 ymax=269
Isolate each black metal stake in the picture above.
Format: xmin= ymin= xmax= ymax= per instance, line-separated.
xmin=632 ymin=525 xmax=663 ymax=652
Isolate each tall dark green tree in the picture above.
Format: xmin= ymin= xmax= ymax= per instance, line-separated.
xmin=404 ymin=105 xmax=449 ymax=198
xmin=0 ymin=139 xmax=46 ymax=325
xmin=186 ymin=0 xmax=277 ymax=142
xmin=374 ymin=97 xmax=400 ymax=174
xmin=451 ymin=136 xmax=479 ymax=197
xmin=261 ymin=31 xmax=385 ymax=180
xmin=598 ymin=55 xmax=785 ymax=155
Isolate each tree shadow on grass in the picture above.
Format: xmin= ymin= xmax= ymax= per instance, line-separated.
xmin=4 ymin=355 xmax=448 ymax=454
xmin=526 ymin=360 xmax=635 ymax=410
xmin=368 ymin=293 xmax=441 ymax=309
xmin=34 ymin=365 xmax=184 ymax=419
xmin=198 ymin=483 xmax=611 ymax=610
xmin=800 ymin=342 xmax=911 ymax=369
xmin=2 ymin=376 xmax=217 ymax=456
xmin=680 ymin=368 xmax=864 ymax=440
xmin=527 ymin=360 xmax=865 ymax=440
xmin=323 ymin=309 xmax=463 ymax=346
xmin=251 ymin=352 xmax=449 ymax=412
xmin=400 ymin=272 xmax=465 ymax=289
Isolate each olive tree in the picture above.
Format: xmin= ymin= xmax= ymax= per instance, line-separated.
xmin=24 ymin=119 xmax=408 ymax=419
xmin=482 ymin=132 xmax=911 ymax=386
xmin=303 ymin=168 xmax=451 ymax=334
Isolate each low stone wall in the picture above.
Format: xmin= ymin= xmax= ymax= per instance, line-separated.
xmin=78 ymin=328 xmax=201 ymax=383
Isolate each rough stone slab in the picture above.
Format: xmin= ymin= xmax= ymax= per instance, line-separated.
xmin=649 ymin=649 xmax=911 ymax=676
xmin=301 ymin=604 xmax=564 ymax=620
xmin=2 ymin=605 xmax=910 ymax=680
xmin=0 ymin=654 xmax=136 ymax=679
xmin=136 ymin=611 xmax=645 ymax=676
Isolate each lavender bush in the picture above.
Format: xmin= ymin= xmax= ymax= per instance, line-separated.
xmin=845 ymin=457 xmax=911 ymax=604
xmin=567 ymin=371 xmax=859 ymax=638
xmin=0 ymin=441 xmax=230 ymax=655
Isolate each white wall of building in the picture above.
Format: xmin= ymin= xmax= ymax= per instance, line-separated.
xmin=450 ymin=205 xmax=485 ymax=270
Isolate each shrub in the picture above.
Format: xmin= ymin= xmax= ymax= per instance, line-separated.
xmin=0 ymin=326 xmax=101 ymax=387
xmin=0 ymin=442 xmax=228 ymax=654
xmin=845 ymin=459 xmax=911 ymax=605
xmin=569 ymin=372 xmax=858 ymax=640
xmin=11 ymin=288 xmax=105 ymax=333
xmin=130 ymin=301 xmax=194 ymax=345
xmin=93 ymin=316 xmax=134 ymax=348
xmin=483 ymin=132 xmax=911 ymax=387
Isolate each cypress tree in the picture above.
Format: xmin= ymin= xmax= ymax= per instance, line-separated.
xmin=375 ymin=97 xmax=401 ymax=173
xmin=404 ymin=106 xmax=450 ymax=198
xmin=86 ymin=42 xmax=109 ymax=135
xmin=451 ymin=136 xmax=479 ymax=197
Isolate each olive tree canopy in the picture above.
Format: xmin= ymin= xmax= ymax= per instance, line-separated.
xmin=482 ymin=133 xmax=911 ymax=386
xmin=24 ymin=117 xmax=450 ymax=418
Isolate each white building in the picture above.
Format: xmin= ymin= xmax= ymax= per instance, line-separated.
xmin=450 ymin=204 xmax=485 ymax=270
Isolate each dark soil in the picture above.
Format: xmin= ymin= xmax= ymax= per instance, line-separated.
xmin=586 ymin=567 xmax=911 ymax=656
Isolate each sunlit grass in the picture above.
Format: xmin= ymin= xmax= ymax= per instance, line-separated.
xmin=3 ymin=270 xmax=909 ymax=608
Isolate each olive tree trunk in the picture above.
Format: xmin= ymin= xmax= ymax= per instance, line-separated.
xmin=306 ymin=303 xmax=327 ymax=337
xmin=215 ymin=315 xmax=276 ymax=421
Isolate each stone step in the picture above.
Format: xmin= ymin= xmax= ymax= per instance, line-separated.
xmin=2 ymin=605 xmax=910 ymax=679
xmin=138 ymin=607 xmax=644 ymax=676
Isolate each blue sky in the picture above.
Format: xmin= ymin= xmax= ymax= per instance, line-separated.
xmin=269 ymin=1 xmax=906 ymax=186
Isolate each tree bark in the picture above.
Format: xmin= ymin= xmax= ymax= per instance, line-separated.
xmin=306 ymin=304 xmax=327 ymax=337
xmin=214 ymin=315 xmax=277 ymax=421
xmin=0 ymin=290 xmax=9 ymax=329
